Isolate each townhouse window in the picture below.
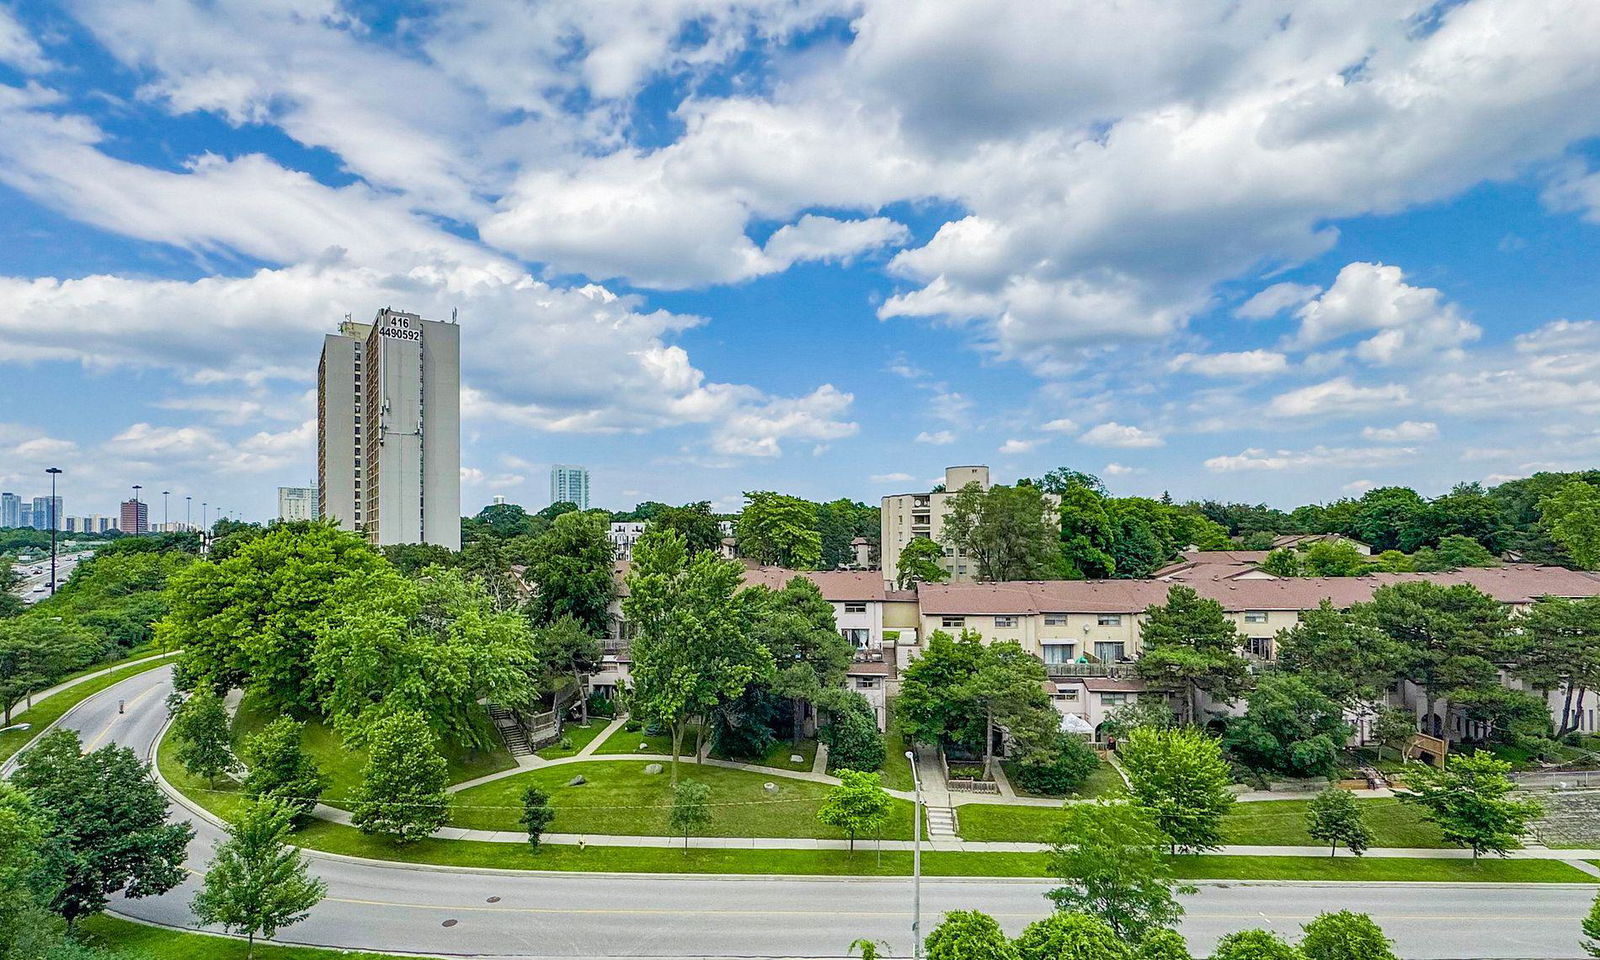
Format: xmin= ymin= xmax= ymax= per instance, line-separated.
xmin=1245 ymin=636 xmax=1274 ymax=659
xmin=1244 ymin=610 xmax=1269 ymax=624
xmin=855 ymin=677 xmax=879 ymax=689
xmin=841 ymin=628 xmax=870 ymax=650
xmin=957 ymin=565 xmax=967 ymax=574
xmin=1044 ymin=614 xmax=1068 ymax=626
xmin=1055 ymin=689 xmax=1080 ymax=702
xmin=1096 ymin=614 xmax=1122 ymax=627
xmin=1101 ymin=693 xmax=1129 ymax=706
xmin=1094 ymin=641 xmax=1126 ymax=662
xmin=941 ymin=616 xmax=965 ymax=629
xmin=1042 ymin=643 xmax=1074 ymax=664
xmin=843 ymin=602 xmax=867 ymax=614
xmin=994 ymin=615 xmax=1018 ymax=628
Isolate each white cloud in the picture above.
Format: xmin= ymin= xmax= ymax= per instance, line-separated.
xmin=1040 ymin=418 xmax=1078 ymax=433
xmin=761 ymin=215 xmax=910 ymax=268
xmin=1343 ymin=479 xmax=1376 ymax=494
xmin=0 ymin=7 xmax=49 ymax=73
xmin=1204 ymin=445 xmax=1416 ymax=473
xmin=1293 ymin=262 xmax=1480 ymax=365
xmin=1104 ymin=462 xmax=1145 ymax=476
xmin=1267 ymin=377 xmax=1411 ymax=418
xmin=1236 ymin=282 xmax=1321 ymax=319
xmin=1168 ymin=350 xmax=1288 ymax=377
xmin=914 ymin=430 xmax=956 ymax=445
xmin=1362 ymin=421 xmax=1439 ymax=442
xmin=1079 ymin=422 xmax=1164 ymax=448
xmin=870 ymin=472 xmax=915 ymax=484
xmin=998 ymin=438 xmax=1040 ymax=454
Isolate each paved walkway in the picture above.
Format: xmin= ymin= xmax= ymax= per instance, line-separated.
xmin=578 ymin=715 xmax=628 ymax=758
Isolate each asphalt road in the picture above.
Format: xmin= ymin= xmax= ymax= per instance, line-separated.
xmin=25 ymin=666 xmax=1600 ymax=959
xmin=9 ymin=549 xmax=88 ymax=605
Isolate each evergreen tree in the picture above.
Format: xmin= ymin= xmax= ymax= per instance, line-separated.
xmin=1135 ymin=585 xmax=1250 ymax=726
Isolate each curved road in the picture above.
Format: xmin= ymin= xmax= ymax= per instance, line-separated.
xmin=22 ymin=667 xmax=1600 ymax=958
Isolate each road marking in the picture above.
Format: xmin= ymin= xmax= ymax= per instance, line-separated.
xmin=86 ymin=682 xmax=160 ymax=750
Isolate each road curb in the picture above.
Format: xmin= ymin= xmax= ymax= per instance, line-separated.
xmin=1 ymin=657 xmax=178 ymax=777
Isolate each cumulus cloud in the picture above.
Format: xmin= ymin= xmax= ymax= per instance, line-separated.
xmin=1168 ymin=350 xmax=1288 ymax=377
xmin=1104 ymin=462 xmax=1145 ymax=476
xmin=1041 ymin=418 xmax=1079 ymax=433
xmin=1267 ymin=377 xmax=1412 ymax=418
xmin=1293 ymin=262 xmax=1480 ymax=365
xmin=870 ymin=472 xmax=915 ymax=484
xmin=998 ymin=438 xmax=1040 ymax=454
xmin=1204 ymin=445 xmax=1416 ymax=473
xmin=1362 ymin=421 xmax=1439 ymax=442
xmin=1079 ymin=422 xmax=1164 ymax=448
xmin=915 ymin=430 xmax=956 ymax=445
xmin=1236 ymin=282 xmax=1322 ymax=319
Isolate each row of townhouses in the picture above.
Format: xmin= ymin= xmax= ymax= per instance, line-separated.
xmin=595 ymin=559 xmax=1600 ymax=746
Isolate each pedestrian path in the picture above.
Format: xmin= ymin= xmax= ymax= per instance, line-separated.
xmin=577 ymin=715 xmax=628 ymax=759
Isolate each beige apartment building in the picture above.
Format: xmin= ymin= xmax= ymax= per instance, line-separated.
xmin=879 ymin=465 xmax=995 ymax=588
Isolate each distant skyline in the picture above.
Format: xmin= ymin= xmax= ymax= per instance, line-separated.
xmin=2 ymin=2 xmax=1599 ymax=521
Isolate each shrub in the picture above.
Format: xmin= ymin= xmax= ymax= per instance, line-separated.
xmin=1013 ymin=733 xmax=1101 ymax=796
xmin=821 ymin=695 xmax=885 ymax=773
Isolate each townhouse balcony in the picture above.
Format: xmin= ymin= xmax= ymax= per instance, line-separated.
xmin=1044 ymin=661 xmax=1138 ymax=679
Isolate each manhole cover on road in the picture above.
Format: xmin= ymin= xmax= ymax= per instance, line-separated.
xmin=486 ymin=896 xmax=501 ymax=903
xmin=442 ymin=919 xmax=458 ymax=928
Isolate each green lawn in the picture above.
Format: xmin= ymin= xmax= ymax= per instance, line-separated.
xmin=231 ymin=693 xmax=514 ymax=804
xmin=1001 ymin=760 xmax=1126 ymax=800
xmin=0 ymin=654 xmax=179 ymax=764
xmin=449 ymin=759 xmax=916 ymax=840
xmin=1167 ymin=855 xmax=1589 ymax=883
xmin=80 ymin=914 xmax=416 ymax=960
xmin=535 ymin=719 xmax=612 ymax=759
xmin=957 ymin=797 xmax=1450 ymax=847
xmin=713 ymin=736 xmax=818 ymax=772
xmin=880 ymin=708 xmax=914 ymax=792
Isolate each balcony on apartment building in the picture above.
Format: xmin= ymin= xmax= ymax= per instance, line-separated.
xmin=1044 ymin=660 xmax=1139 ymax=679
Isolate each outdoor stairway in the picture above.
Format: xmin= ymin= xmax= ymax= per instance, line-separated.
xmin=926 ymin=806 xmax=958 ymax=841
xmin=489 ymin=705 xmax=533 ymax=757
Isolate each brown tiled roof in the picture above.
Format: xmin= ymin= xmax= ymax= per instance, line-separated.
xmin=917 ymin=566 xmax=1600 ymax=615
xmin=1055 ymin=677 xmax=1149 ymax=693
xmin=613 ymin=562 xmax=895 ymax=602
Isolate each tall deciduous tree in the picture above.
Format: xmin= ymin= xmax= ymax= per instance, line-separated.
xmin=534 ymin=614 xmax=604 ymax=726
xmin=942 ymin=483 xmax=1058 ymax=582
xmin=896 ymin=536 xmax=950 ymax=589
xmin=650 ymin=502 xmax=724 ymax=556
xmin=1224 ymin=676 xmax=1351 ymax=779
xmin=964 ymin=640 xmax=1053 ymax=774
xmin=816 ymin=770 xmax=892 ymax=852
xmin=159 ymin=520 xmax=384 ymax=712
xmin=191 ymin=798 xmax=327 ymax=960
xmin=1046 ymin=800 xmax=1193 ymax=942
xmin=1119 ymin=726 xmax=1235 ymax=854
xmin=173 ymin=688 xmax=234 ymax=787
xmin=0 ymin=619 xmax=103 ymax=724
xmin=526 ymin=510 xmax=616 ymax=634
xmin=1305 ymin=788 xmax=1371 ymax=857
xmin=737 ymin=492 xmax=822 ymax=569
xmin=12 ymin=730 xmax=192 ymax=925
xmin=1057 ymin=485 xmax=1119 ymax=579
xmin=349 ymin=711 xmax=450 ymax=844
xmin=625 ymin=529 xmax=774 ymax=781
xmin=1540 ymin=481 xmax=1600 ymax=570
xmin=752 ymin=576 xmax=851 ymax=745
xmin=1135 ymin=585 xmax=1250 ymax=725
xmin=313 ymin=567 xmax=536 ymax=750
xmin=1400 ymin=750 xmax=1543 ymax=860
xmin=0 ymin=782 xmax=62 ymax=956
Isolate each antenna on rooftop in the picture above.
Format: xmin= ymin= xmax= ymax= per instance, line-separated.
xmin=451 ymin=306 xmax=458 ymax=324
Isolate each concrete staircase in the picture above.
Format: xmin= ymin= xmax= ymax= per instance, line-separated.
xmin=926 ymin=805 xmax=958 ymax=841
xmin=489 ymin=705 xmax=533 ymax=758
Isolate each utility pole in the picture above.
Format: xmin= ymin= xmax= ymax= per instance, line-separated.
xmin=46 ymin=467 xmax=62 ymax=595
xmin=907 ymin=749 xmax=922 ymax=960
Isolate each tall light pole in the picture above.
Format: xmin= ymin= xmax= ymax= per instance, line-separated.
xmin=131 ymin=484 xmax=142 ymax=536
xmin=162 ymin=490 xmax=170 ymax=533
xmin=185 ymin=495 xmax=192 ymax=531
xmin=906 ymin=749 xmax=922 ymax=960
xmin=201 ymin=501 xmax=207 ymax=530
xmin=45 ymin=468 xmax=62 ymax=595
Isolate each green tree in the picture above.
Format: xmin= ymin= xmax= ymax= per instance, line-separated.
xmin=1011 ymin=732 xmax=1100 ymax=796
xmin=1400 ymin=750 xmax=1543 ymax=860
xmin=816 ymin=499 xmax=880 ymax=569
xmin=650 ymin=502 xmax=724 ymax=555
xmin=1210 ymin=930 xmax=1302 ymax=960
xmin=966 ymin=640 xmax=1053 ymax=773
xmin=1415 ymin=534 xmax=1498 ymax=570
xmin=1057 ymin=485 xmax=1118 ymax=579
xmin=1224 ymin=675 xmax=1351 ymax=778
xmin=819 ymin=691 xmax=886 ymax=773
xmin=897 ymin=535 xmax=950 ymax=589
xmin=1516 ymin=596 xmax=1600 ymax=737
xmin=474 ymin=502 xmax=537 ymax=539
xmin=923 ymin=910 xmax=1017 ymax=960
xmin=1366 ymin=582 xmax=1512 ymax=742
xmin=313 ymin=567 xmax=536 ymax=750
xmin=240 ymin=718 xmax=327 ymax=823
xmin=1047 ymin=800 xmax=1192 ymax=941
xmin=1300 ymin=911 xmax=1396 ymax=960
xmin=753 ymin=576 xmax=851 ymax=745
xmin=625 ymin=529 xmax=774 ymax=781
xmin=1349 ymin=487 xmax=1428 ymax=553
xmin=1275 ymin=601 xmax=1406 ymax=708
xmin=1259 ymin=548 xmax=1303 ymax=578
xmin=0 ymin=619 xmax=104 ymax=724
xmin=191 ymin=798 xmax=327 ymax=960
xmin=519 ymin=786 xmax=556 ymax=851
xmin=942 ymin=482 xmax=1058 ymax=582
xmin=526 ymin=510 xmax=616 ymax=633
xmin=159 ymin=520 xmax=384 ymax=712
xmin=1014 ymin=913 xmax=1131 ymax=960
xmin=1540 ymin=481 xmax=1600 ymax=569
xmin=0 ymin=782 xmax=63 ymax=958
xmin=349 ymin=711 xmax=449 ymax=844
xmin=1305 ymin=788 xmax=1371 ymax=857
xmin=737 ymin=492 xmax=822 ymax=569
xmin=668 ymin=779 xmax=712 ymax=850
xmin=1300 ymin=540 xmax=1372 ymax=577
xmin=1583 ymin=891 xmax=1600 ymax=959
xmin=1135 ymin=585 xmax=1250 ymax=726
xmin=534 ymin=614 xmax=603 ymax=726
xmin=1370 ymin=706 xmax=1416 ymax=763
xmin=1119 ymin=726 xmax=1235 ymax=854
xmin=173 ymin=688 xmax=234 ymax=787
xmin=12 ymin=730 xmax=192 ymax=925
xmin=1101 ymin=699 xmax=1175 ymax=742
xmin=1136 ymin=931 xmax=1194 ymax=960
xmin=817 ymin=770 xmax=892 ymax=852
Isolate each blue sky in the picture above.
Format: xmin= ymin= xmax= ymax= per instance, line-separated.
xmin=2 ymin=0 xmax=1600 ymax=522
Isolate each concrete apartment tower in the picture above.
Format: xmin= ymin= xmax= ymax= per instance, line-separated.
xmin=318 ymin=308 xmax=460 ymax=550
xmin=550 ymin=464 xmax=590 ymax=510
xmin=277 ymin=485 xmax=319 ymax=522
xmin=879 ymin=465 xmax=992 ymax=588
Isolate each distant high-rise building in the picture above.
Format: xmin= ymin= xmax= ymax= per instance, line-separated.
xmin=31 ymin=496 xmax=62 ymax=531
xmin=0 ymin=492 xmax=18 ymax=528
xmin=18 ymin=503 xmax=32 ymax=530
xmin=90 ymin=514 xmax=114 ymax=533
xmin=65 ymin=516 xmax=80 ymax=533
xmin=277 ymin=486 xmax=319 ymax=522
xmin=550 ymin=465 xmax=590 ymax=510
xmin=318 ymin=308 xmax=460 ymax=550
xmin=120 ymin=499 xmax=149 ymax=535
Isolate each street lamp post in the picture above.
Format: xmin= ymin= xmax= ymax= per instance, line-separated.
xmin=45 ymin=467 xmax=62 ymax=595
xmin=185 ymin=495 xmax=192 ymax=531
xmin=162 ymin=491 xmax=170 ymax=533
xmin=131 ymin=484 xmax=142 ymax=536
xmin=906 ymin=749 xmax=922 ymax=960
xmin=201 ymin=502 xmax=207 ymax=530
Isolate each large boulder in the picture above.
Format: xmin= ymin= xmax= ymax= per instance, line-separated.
xmin=568 ymin=775 xmax=587 ymax=786
xmin=643 ymin=763 xmax=664 ymax=775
